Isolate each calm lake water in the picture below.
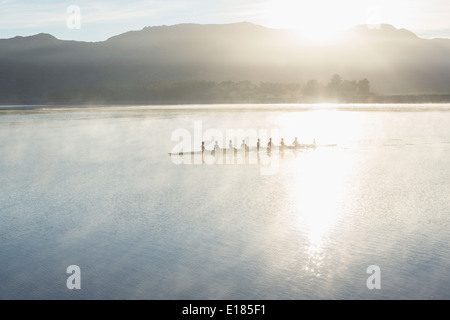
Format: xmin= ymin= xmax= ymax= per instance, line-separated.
xmin=0 ymin=104 xmax=449 ymax=300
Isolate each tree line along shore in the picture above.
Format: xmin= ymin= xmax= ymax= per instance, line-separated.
xmin=2 ymin=75 xmax=450 ymax=105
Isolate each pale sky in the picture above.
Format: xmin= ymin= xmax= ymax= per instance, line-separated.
xmin=1 ymin=0 xmax=449 ymax=41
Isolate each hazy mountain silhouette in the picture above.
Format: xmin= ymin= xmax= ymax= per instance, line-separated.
xmin=1 ymin=22 xmax=450 ymax=104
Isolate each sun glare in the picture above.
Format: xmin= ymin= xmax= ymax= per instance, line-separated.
xmin=265 ymin=0 xmax=359 ymax=43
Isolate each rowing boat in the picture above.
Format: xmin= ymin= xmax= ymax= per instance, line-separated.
xmin=168 ymin=144 xmax=337 ymax=156
xmin=168 ymin=151 xmax=204 ymax=156
xmin=285 ymin=144 xmax=337 ymax=150
xmin=168 ymin=149 xmax=238 ymax=156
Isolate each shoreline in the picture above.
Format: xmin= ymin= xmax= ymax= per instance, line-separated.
xmin=1 ymin=103 xmax=450 ymax=113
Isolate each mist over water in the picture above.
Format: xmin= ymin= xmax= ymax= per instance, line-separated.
xmin=0 ymin=104 xmax=449 ymax=299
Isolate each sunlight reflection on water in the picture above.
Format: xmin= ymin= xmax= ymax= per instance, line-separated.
xmin=0 ymin=105 xmax=449 ymax=299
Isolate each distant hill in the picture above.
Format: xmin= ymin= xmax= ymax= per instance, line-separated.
xmin=1 ymin=22 xmax=450 ymax=104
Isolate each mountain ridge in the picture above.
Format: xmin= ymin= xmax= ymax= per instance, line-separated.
xmin=1 ymin=22 xmax=450 ymax=104
xmin=2 ymin=22 xmax=438 ymax=44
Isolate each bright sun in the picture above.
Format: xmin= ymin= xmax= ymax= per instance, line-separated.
xmin=265 ymin=0 xmax=358 ymax=43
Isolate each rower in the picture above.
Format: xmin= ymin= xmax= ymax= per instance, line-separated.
xmin=257 ymin=139 xmax=261 ymax=152
xmin=293 ymin=137 xmax=299 ymax=147
xmin=229 ymin=140 xmax=233 ymax=150
xmin=267 ymin=138 xmax=272 ymax=151
xmin=241 ymin=140 xmax=246 ymax=149
xmin=202 ymin=142 xmax=205 ymax=153
xmin=280 ymin=138 xmax=286 ymax=148
xmin=214 ymin=141 xmax=220 ymax=151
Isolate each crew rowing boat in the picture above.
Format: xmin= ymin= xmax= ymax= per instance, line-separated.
xmin=168 ymin=144 xmax=337 ymax=156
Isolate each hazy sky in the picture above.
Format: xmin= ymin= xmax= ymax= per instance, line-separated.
xmin=1 ymin=0 xmax=449 ymax=41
